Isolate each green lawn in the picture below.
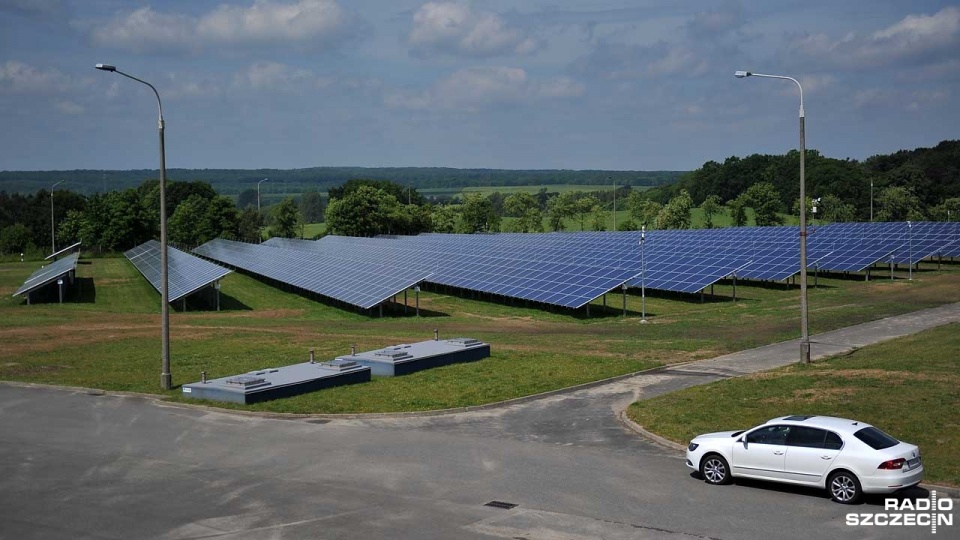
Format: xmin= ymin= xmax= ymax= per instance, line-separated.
xmin=2 ymin=255 xmax=959 ymax=417
xmin=627 ymin=323 xmax=960 ymax=486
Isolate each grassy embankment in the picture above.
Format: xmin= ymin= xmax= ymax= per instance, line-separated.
xmin=628 ymin=323 xmax=960 ymax=486
xmin=1 ymin=255 xmax=958 ymax=417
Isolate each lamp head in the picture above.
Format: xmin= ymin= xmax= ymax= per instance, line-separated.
xmin=95 ymin=63 xmax=117 ymax=72
xmin=734 ymin=70 xmax=751 ymax=78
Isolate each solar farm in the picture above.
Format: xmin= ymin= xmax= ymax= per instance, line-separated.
xmin=190 ymin=222 xmax=960 ymax=315
xmin=3 ymin=221 xmax=960 ymax=414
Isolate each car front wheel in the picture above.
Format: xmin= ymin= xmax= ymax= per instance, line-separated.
xmin=700 ymin=454 xmax=731 ymax=485
xmin=828 ymin=471 xmax=862 ymax=504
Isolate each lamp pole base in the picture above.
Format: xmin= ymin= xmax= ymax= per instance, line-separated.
xmin=800 ymin=341 xmax=811 ymax=364
xmin=161 ymin=373 xmax=172 ymax=390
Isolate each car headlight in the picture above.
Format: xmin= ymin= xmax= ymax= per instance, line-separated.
xmin=688 ymin=442 xmax=699 ymax=451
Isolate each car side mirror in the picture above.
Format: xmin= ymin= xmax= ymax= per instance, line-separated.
xmin=737 ymin=437 xmax=746 ymax=447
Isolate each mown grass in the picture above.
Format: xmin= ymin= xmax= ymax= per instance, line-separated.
xmin=2 ymin=255 xmax=959 ymax=416
xmin=627 ymin=323 xmax=960 ymax=486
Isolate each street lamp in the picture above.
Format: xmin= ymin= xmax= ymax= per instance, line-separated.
xmin=640 ymin=225 xmax=647 ymax=323
xmin=50 ymin=179 xmax=66 ymax=255
xmin=735 ymin=70 xmax=810 ymax=363
xmin=96 ymin=63 xmax=172 ymax=390
xmin=870 ymin=179 xmax=874 ymax=222
xmin=610 ymin=176 xmax=616 ymax=231
xmin=907 ymin=221 xmax=913 ymax=281
xmin=258 ymin=178 xmax=269 ymax=211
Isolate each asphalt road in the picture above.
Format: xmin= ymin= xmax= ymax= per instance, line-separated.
xmin=2 ymin=303 xmax=958 ymax=539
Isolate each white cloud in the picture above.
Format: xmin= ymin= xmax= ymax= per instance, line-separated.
xmin=385 ymin=66 xmax=583 ymax=112
xmin=0 ymin=60 xmax=71 ymax=94
xmin=54 ymin=100 xmax=84 ymax=115
xmin=789 ymin=6 xmax=960 ymax=69
xmin=409 ymin=2 xmax=540 ymax=58
xmin=234 ymin=61 xmax=317 ymax=91
xmin=89 ymin=0 xmax=357 ymax=52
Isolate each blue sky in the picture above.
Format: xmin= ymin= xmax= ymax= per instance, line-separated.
xmin=1 ymin=0 xmax=958 ymax=172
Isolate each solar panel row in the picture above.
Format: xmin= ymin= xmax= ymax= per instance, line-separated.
xmin=13 ymin=252 xmax=80 ymax=298
xmin=194 ymin=238 xmax=431 ymax=310
xmin=124 ymin=240 xmax=232 ymax=303
xmin=201 ymin=221 xmax=958 ymax=313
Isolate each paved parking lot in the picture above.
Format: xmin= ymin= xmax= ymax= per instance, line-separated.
xmin=2 ymin=303 xmax=957 ymax=539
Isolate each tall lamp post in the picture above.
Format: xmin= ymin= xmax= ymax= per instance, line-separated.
xmin=96 ymin=63 xmax=172 ymax=390
xmin=50 ymin=180 xmax=66 ymax=254
xmin=735 ymin=70 xmax=810 ymax=363
xmin=907 ymin=221 xmax=913 ymax=281
xmin=258 ymin=178 xmax=269 ymax=211
xmin=640 ymin=225 xmax=647 ymax=323
xmin=870 ymin=180 xmax=874 ymax=222
xmin=610 ymin=176 xmax=616 ymax=231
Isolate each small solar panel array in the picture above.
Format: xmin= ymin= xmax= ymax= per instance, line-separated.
xmin=192 ymin=221 xmax=959 ymax=313
xmin=124 ymin=240 xmax=232 ymax=303
xmin=13 ymin=252 xmax=80 ymax=299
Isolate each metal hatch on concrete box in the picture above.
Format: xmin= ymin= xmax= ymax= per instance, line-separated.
xmin=339 ymin=337 xmax=491 ymax=377
xmin=181 ymin=359 xmax=371 ymax=404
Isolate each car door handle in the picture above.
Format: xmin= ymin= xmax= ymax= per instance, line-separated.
xmin=773 ymin=451 xmax=784 ymax=455
xmin=821 ymin=456 xmax=833 ymax=460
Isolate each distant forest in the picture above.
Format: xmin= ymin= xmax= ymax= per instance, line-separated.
xmin=0 ymin=167 xmax=685 ymax=198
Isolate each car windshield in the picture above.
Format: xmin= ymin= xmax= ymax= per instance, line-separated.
xmin=854 ymin=426 xmax=899 ymax=450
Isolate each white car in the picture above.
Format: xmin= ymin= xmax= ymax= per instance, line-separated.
xmin=685 ymin=415 xmax=923 ymax=504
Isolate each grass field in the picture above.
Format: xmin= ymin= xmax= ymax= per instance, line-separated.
xmin=2 ymin=255 xmax=959 ymax=416
xmin=627 ymin=323 xmax=960 ymax=486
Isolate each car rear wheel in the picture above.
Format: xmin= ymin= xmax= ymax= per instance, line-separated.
xmin=828 ymin=471 xmax=862 ymax=504
xmin=700 ymin=454 xmax=731 ymax=485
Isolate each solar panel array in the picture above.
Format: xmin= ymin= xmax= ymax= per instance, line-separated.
xmin=198 ymin=221 xmax=959 ymax=313
xmin=194 ymin=238 xmax=431 ymax=310
xmin=13 ymin=252 xmax=80 ymax=298
xmin=124 ymin=240 xmax=232 ymax=303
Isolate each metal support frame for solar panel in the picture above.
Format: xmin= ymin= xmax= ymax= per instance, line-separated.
xmin=193 ymin=238 xmax=433 ymax=312
xmin=125 ymin=240 xmax=232 ymax=304
xmin=45 ymin=241 xmax=82 ymax=261
xmin=13 ymin=252 xmax=80 ymax=304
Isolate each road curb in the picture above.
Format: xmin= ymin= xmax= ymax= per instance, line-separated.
xmin=618 ymin=410 xmax=685 ymax=452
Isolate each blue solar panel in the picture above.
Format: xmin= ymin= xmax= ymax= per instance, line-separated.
xmin=124 ymin=240 xmax=232 ymax=303
xmin=13 ymin=252 xmax=80 ymax=298
xmin=193 ymin=239 xmax=431 ymax=310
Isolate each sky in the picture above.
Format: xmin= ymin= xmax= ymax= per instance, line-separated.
xmin=1 ymin=0 xmax=958 ymax=172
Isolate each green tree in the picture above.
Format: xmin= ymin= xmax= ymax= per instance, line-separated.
xmin=431 ymin=204 xmax=458 ymax=233
xmin=930 ymin=198 xmax=960 ymax=222
xmin=0 ymin=223 xmax=32 ymax=254
xmin=590 ymin=205 xmax=608 ymax=231
xmin=655 ymin=189 xmax=693 ymax=229
xmin=169 ymin=195 xmax=239 ymax=246
xmin=744 ymin=182 xmax=784 ymax=226
xmin=300 ymin=190 xmax=325 ymax=223
xmin=700 ymin=194 xmax=722 ymax=228
xmin=237 ymin=188 xmax=258 ymax=210
xmin=271 ymin=197 xmax=302 ymax=238
xmin=876 ymin=186 xmax=925 ymax=221
xmin=728 ymin=195 xmax=748 ymax=227
xmin=504 ymin=192 xmax=542 ymax=232
xmin=626 ymin=191 xmax=661 ymax=227
xmin=574 ymin=195 xmax=599 ymax=231
xmin=457 ymin=193 xmax=500 ymax=233
xmin=236 ymin=208 xmax=264 ymax=243
xmin=546 ymin=192 xmax=575 ymax=232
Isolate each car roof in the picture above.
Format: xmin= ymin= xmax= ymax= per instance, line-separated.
xmin=765 ymin=415 xmax=873 ymax=435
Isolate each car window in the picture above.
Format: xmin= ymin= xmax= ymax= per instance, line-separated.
xmin=824 ymin=431 xmax=844 ymax=450
xmin=746 ymin=425 xmax=790 ymax=445
xmin=785 ymin=426 xmax=827 ymax=448
xmin=854 ymin=427 xmax=899 ymax=450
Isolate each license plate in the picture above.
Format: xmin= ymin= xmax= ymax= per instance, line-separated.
xmin=906 ymin=458 xmax=920 ymax=470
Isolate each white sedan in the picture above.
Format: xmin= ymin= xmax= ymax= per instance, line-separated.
xmin=685 ymin=415 xmax=923 ymax=504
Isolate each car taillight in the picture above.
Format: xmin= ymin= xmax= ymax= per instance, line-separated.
xmin=878 ymin=458 xmax=906 ymax=470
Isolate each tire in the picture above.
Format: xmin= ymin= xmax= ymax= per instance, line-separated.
xmin=828 ymin=470 xmax=862 ymax=504
xmin=700 ymin=454 xmax=732 ymax=485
